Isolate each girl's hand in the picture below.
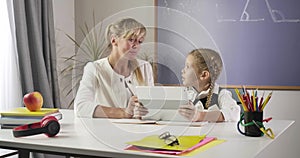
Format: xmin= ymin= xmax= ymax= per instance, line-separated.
xmin=178 ymin=101 xmax=199 ymax=121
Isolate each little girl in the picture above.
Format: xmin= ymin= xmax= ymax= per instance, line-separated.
xmin=179 ymin=48 xmax=240 ymax=122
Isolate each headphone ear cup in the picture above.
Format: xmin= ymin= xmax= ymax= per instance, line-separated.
xmin=44 ymin=120 xmax=60 ymax=137
xmin=41 ymin=115 xmax=60 ymax=137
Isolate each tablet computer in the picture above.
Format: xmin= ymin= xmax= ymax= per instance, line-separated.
xmin=135 ymin=86 xmax=190 ymax=121
xmin=135 ymin=86 xmax=189 ymax=110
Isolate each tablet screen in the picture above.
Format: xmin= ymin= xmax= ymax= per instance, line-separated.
xmin=135 ymin=86 xmax=189 ymax=110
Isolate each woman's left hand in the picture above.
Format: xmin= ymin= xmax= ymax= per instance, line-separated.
xmin=178 ymin=101 xmax=199 ymax=121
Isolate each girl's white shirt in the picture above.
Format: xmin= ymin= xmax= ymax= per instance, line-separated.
xmin=74 ymin=57 xmax=154 ymax=118
xmin=188 ymin=84 xmax=241 ymax=122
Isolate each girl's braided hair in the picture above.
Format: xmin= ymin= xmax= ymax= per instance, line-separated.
xmin=189 ymin=48 xmax=223 ymax=108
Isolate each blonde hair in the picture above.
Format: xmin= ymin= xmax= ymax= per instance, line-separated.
xmin=104 ymin=18 xmax=146 ymax=85
xmin=189 ymin=48 xmax=223 ymax=108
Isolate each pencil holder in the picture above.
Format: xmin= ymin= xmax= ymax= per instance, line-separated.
xmin=237 ymin=112 xmax=263 ymax=137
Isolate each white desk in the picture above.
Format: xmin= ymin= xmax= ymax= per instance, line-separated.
xmin=0 ymin=109 xmax=294 ymax=158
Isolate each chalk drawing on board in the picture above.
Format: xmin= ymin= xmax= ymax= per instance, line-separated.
xmin=217 ymin=0 xmax=300 ymax=23
xmin=240 ymin=0 xmax=264 ymax=22
xmin=265 ymin=0 xmax=300 ymax=23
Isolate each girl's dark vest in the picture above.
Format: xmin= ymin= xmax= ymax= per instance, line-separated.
xmin=193 ymin=93 xmax=219 ymax=109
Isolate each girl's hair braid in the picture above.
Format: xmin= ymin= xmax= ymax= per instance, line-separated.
xmin=189 ymin=48 xmax=223 ymax=108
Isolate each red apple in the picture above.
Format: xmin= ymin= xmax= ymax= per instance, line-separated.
xmin=23 ymin=91 xmax=43 ymax=111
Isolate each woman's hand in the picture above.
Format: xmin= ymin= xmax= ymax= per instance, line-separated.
xmin=133 ymin=102 xmax=148 ymax=118
xmin=125 ymin=96 xmax=138 ymax=117
xmin=126 ymin=96 xmax=148 ymax=118
xmin=178 ymin=101 xmax=199 ymax=121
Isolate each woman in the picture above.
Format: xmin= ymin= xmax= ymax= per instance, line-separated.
xmin=74 ymin=18 xmax=154 ymax=118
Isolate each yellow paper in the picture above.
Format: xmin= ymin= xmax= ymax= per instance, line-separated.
xmin=182 ymin=139 xmax=226 ymax=156
xmin=126 ymin=135 xmax=206 ymax=151
xmin=0 ymin=107 xmax=59 ymax=117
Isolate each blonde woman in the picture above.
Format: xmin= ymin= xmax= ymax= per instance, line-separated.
xmin=74 ymin=18 xmax=154 ymax=118
xmin=179 ymin=48 xmax=240 ymax=122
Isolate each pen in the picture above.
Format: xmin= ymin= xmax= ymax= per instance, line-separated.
xmin=125 ymin=81 xmax=135 ymax=96
xmin=125 ymin=81 xmax=143 ymax=119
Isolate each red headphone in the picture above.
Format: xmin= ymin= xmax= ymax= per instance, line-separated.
xmin=13 ymin=115 xmax=60 ymax=137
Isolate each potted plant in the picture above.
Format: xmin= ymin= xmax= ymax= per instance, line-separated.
xmin=60 ymin=14 xmax=106 ymax=108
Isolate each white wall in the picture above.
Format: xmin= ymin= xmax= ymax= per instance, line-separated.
xmin=53 ymin=0 xmax=75 ymax=109
xmin=257 ymin=90 xmax=300 ymax=158
xmin=74 ymin=0 xmax=155 ymax=45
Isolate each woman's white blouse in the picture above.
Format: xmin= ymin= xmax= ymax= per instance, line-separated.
xmin=74 ymin=58 xmax=154 ymax=118
xmin=188 ymin=84 xmax=241 ymax=122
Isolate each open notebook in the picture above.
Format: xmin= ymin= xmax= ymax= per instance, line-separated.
xmin=111 ymin=118 xmax=207 ymax=127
